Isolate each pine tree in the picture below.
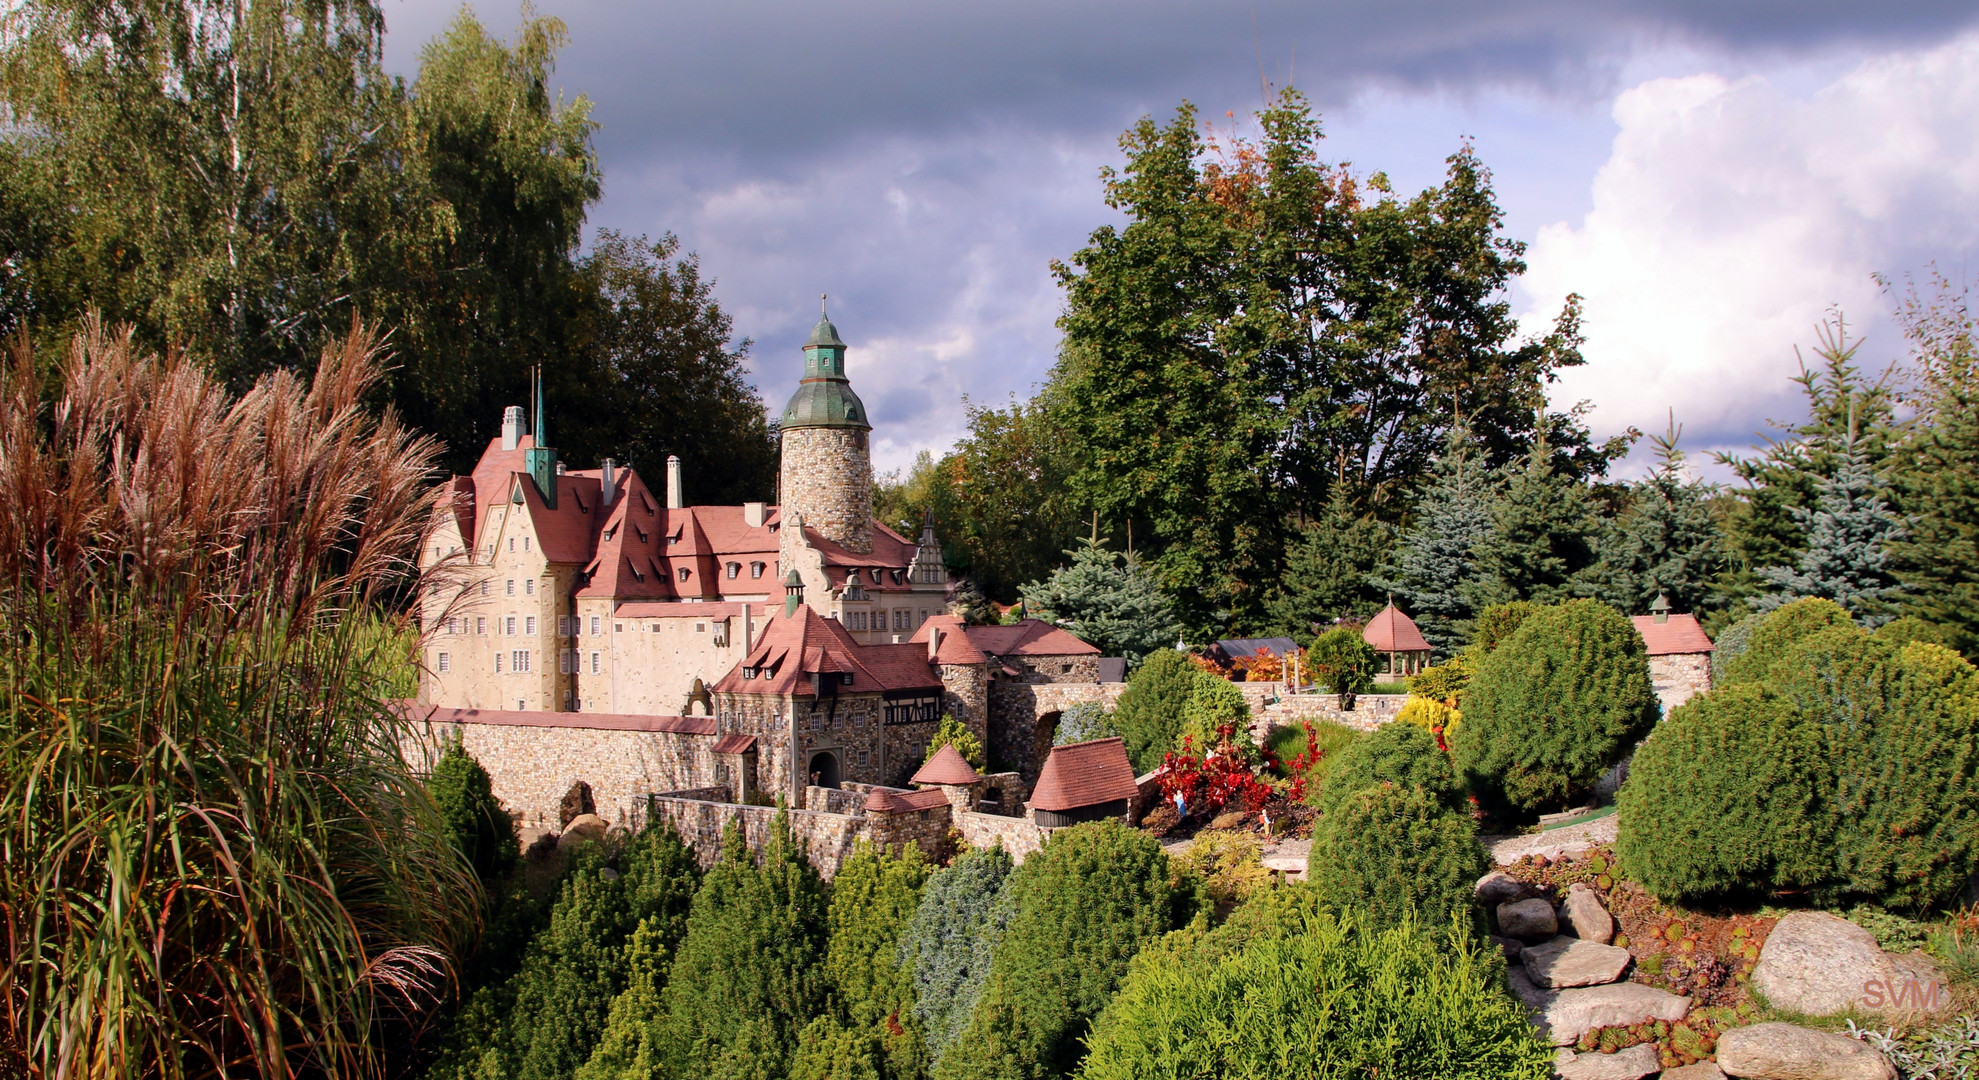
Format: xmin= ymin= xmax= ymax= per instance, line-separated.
xmin=1470 ymin=435 xmax=1601 ymax=610
xmin=1374 ymin=431 xmax=1498 ymax=653
xmin=1595 ymin=417 xmax=1726 ymax=616
xmin=1756 ymin=422 xmax=1905 ymax=625
xmin=652 ymin=814 xmax=829 ymax=1080
xmin=794 ymin=842 xmax=932 ymax=1080
xmin=427 ymin=738 xmax=519 ymax=886
xmin=1108 ymin=649 xmax=1199 ymax=773
xmin=1891 ymin=273 xmax=1979 ymax=655
xmin=1266 ymin=485 xmax=1395 ymax=636
xmin=1017 ymin=538 xmax=1179 ymax=662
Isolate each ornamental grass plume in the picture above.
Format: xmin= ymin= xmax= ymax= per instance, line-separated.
xmin=0 ymin=317 xmax=478 ymax=1080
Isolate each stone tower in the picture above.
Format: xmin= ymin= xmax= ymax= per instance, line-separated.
xmin=778 ymin=304 xmax=872 ymax=554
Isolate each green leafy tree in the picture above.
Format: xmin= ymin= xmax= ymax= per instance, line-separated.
xmin=1308 ymin=782 xmax=1488 ymax=932
xmin=927 ymin=397 xmax=1089 ymax=602
xmin=1470 ymin=437 xmax=1602 ymax=609
xmin=1049 ymin=92 xmax=1597 ymax=630
xmin=1890 ymin=273 xmax=1979 ymax=656
xmin=924 ymin=715 xmax=986 ymax=771
xmin=428 ymin=739 xmax=519 ymax=886
xmin=1316 ymin=722 xmax=1464 ymax=818
xmin=1451 ymin=600 xmax=1658 ymax=815
xmin=1373 ymin=431 xmax=1500 ymax=653
xmin=651 ymin=815 xmax=830 ymax=1080
xmin=1017 ymin=538 xmax=1180 ymax=662
xmin=936 ymin=822 xmax=1194 ymax=1080
xmin=1078 ymin=889 xmax=1550 ymax=1080
xmin=1265 ymin=486 xmax=1394 ymax=634
xmin=1308 ymin=626 xmax=1375 ymax=706
xmin=1108 ymin=649 xmax=1198 ymax=773
xmin=1595 ymin=418 xmax=1728 ymax=617
xmin=900 ymin=846 xmax=1016 ymax=1063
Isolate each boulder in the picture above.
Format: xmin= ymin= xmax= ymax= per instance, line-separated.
xmin=1491 ymin=934 xmax=1525 ymax=960
xmin=557 ymin=813 xmax=609 ymax=851
xmin=1552 ymin=1044 xmax=1661 ymax=1080
xmin=559 ymin=780 xmax=596 ymax=827
xmin=1752 ymin=912 xmax=1951 ymax=1016
xmin=1498 ymin=897 xmax=1560 ymax=941
xmin=1477 ymin=870 xmax=1528 ymax=905
xmin=1523 ymin=935 xmax=1632 ymax=988
xmin=1563 ymin=882 xmax=1615 ymax=944
xmin=1661 ymin=1064 xmax=1728 ymax=1080
xmin=1716 ymin=1022 xmax=1895 ymax=1080
xmin=1507 ymin=968 xmax=1690 ymax=1046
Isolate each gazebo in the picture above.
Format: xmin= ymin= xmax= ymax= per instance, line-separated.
xmin=1362 ymin=602 xmax=1433 ymax=679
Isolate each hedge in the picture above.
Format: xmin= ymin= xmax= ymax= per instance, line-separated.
xmin=1077 ymin=888 xmax=1550 ymax=1080
xmin=1450 ymin=599 xmax=1658 ymax=815
xmin=1308 ymin=781 xmax=1487 ymax=932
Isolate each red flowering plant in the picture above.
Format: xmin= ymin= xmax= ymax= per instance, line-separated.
xmin=1157 ymin=721 xmax=1272 ymax=819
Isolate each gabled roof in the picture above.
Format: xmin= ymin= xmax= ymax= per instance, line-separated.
xmin=711 ymin=606 xmax=942 ymax=696
xmin=1216 ymin=637 xmax=1298 ymax=660
xmin=1363 ymin=604 xmax=1432 ymax=653
xmin=863 ymin=786 xmax=949 ymax=813
xmin=1029 ymin=737 xmax=1139 ymax=812
xmin=907 ymin=615 xmax=990 ymax=665
xmin=911 ymin=743 xmax=980 ymax=786
xmin=963 ymin=619 xmax=1101 ymax=658
xmin=1632 ymin=613 xmax=1716 ymax=656
xmin=711 ymin=733 xmax=758 ymax=754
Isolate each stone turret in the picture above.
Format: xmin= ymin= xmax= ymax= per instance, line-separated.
xmin=778 ymin=300 xmax=872 ymax=555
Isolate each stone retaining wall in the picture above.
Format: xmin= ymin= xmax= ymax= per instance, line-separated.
xmin=646 ymin=793 xmax=869 ymax=878
xmin=1257 ymin=693 xmax=1409 ymax=736
xmin=955 ymin=808 xmax=1045 ymax=861
xmin=405 ymin=715 xmax=713 ymax=829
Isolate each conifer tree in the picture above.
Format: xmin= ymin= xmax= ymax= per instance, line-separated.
xmin=427 ymin=738 xmax=519 ymax=886
xmin=1266 ymin=485 xmax=1395 ymax=635
xmin=1756 ymin=421 xmax=1905 ymax=625
xmin=1470 ymin=435 xmax=1600 ymax=610
xmin=1107 ymin=649 xmax=1199 ymax=773
xmin=900 ymin=846 xmax=1016 ymax=1064
xmin=1374 ymin=431 xmax=1498 ymax=653
xmin=1017 ymin=537 xmax=1179 ymax=661
xmin=1891 ymin=274 xmax=1979 ymax=655
xmin=652 ymin=814 xmax=829 ymax=1080
xmin=1594 ymin=417 xmax=1725 ymax=616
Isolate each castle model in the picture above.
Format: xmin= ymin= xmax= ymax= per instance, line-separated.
xmin=415 ymin=308 xmax=1118 ymax=833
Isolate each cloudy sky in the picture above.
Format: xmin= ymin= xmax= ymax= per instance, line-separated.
xmin=381 ymin=1 xmax=1979 ymax=478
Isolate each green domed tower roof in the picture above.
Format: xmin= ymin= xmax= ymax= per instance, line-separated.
xmin=780 ymin=301 xmax=869 ymax=431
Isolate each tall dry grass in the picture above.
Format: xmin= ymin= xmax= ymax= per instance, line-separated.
xmin=0 ymin=317 xmax=479 ymax=1080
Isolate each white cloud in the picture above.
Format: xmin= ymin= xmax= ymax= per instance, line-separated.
xmin=1520 ymin=34 xmax=1979 ymax=471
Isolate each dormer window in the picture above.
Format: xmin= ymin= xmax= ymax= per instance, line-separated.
xmin=677 ymin=567 xmax=691 ymax=582
xmin=743 ymin=666 xmax=757 ymax=680
xmin=726 ymin=562 xmax=741 ymax=579
xmin=871 ymin=569 xmax=883 ymax=585
xmin=751 ymin=562 xmax=766 ymax=579
xmin=892 ymin=570 xmax=905 ymax=585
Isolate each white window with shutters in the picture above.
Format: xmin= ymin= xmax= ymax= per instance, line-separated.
xmin=476 ymin=616 xmax=487 ymax=635
xmin=512 ymin=650 xmax=530 ymax=673
xmin=590 ymin=616 xmax=601 ymax=636
xmin=525 ymin=616 xmax=536 ymax=636
xmin=437 ymin=652 xmax=450 ymax=672
xmin=590 ymin=652 xmax=601 ymax=674
xmin=494 ymin=653 xmax=503 ymax=673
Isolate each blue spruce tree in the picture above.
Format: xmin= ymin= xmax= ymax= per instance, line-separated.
xmin=1595 ymin=416 xmax=1725 ymax=616
xmin=1374 ymin=431 xmax=1498 ymax=654
xmin=1757 ymin=415 xmax=1905 ymax=624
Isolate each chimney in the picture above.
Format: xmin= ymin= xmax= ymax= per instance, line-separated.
xmin=601 ymin=458 xmax=617 ymax=505
xmin=783 ymin=570 xmax=804 ymax=617
xmin=501 ymin=406 xmax=525 ymax=450
xmin=666 ymin=455 xmax=684 ymax=510
xmin=1651 ymin=592 xmax=1672 ymax=624
xmin=743 ymin=501 xmax=766 ymax=529
xmin=741 ymin=602 xmax=753 ymax=655
xmin=927 ymin=626 xmax=943 ymax=664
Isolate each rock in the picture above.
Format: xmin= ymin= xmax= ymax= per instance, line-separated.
xmin=1716 ymin=1022 xmax=1895 ymax=1080
xmin=1499 ymin=897 xmax=1561 ymax=940
xmin=1752 ymin=912 xmax=1952 ymax=1016
xmin=1661 ymin=1064 xmax=1728 ymax=1080
xmin=1209 ymin=810 xmax=1248 ymax=830
xmin=1563 ymin=882 xmax=1615 ymax=944
xmin=559 ymin=780 xmax=596 ymax=828
xmin=1508 ymin=968 xmax=1690 ymax=1046
xmin=1491 ymin=934 xmax=1525 ymax=960
xmin=557 ymin=812 xmax=608 ymax=851
xmin=1477 ymin=870 xmax=1527 ymax=905
xmin=1523 ymin=935 xmax=1632 ymax=988
xmin=1552 ymin=1044 xmax=1661 ymax=1080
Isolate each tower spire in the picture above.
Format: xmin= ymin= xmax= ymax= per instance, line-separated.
xmin=533 ymin=365 xmax=546 ymax=446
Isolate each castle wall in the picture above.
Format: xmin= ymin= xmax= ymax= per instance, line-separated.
xmin=582 ymin=607 xmax=760 ymax=715
xmin=778 ymin=426 xmax=872 ymax=554
xmin=987 ymin=680 xmax=1129 ymax=781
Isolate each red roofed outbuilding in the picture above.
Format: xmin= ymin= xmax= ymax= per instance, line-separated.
xmin=1029 ymin=737 xmax=1139 ymax=827
xmin=1632 ymin=599 xmax=1716 ymax=713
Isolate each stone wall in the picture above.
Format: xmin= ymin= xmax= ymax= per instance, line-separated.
xmin=939 ymin=662 xmax=990 ymax=747
xmin=955 ymin=808 xmax=1045 ymax=862
xmin=778 ymin=426 xmax=872 ymax=554
xmin=1255 ymin=693 xmax=1409 ymax=736
xmin=1649 ymin=652 xmax=1712 ymax=714
xmin=866 ymin=803 xmax=953 ymax=862
xmin=806 ymin=784 xmax=868 ymax=815
xmin=988 ymin=680 xmax=1129 ymax=781
xmin=646 ymin=793 xmax=870 ymax=878
xmin=995 ymin=654 xmax=1102 ymax=684
xmin=405 ymin=712 xmax=716 ymax=829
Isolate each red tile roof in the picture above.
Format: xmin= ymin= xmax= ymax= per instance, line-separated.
xmin=963 ymin=619 xmax=1101 ymax=658
xmin=711 ymin=606 xmax=942 ymax=696
xmin=907 ymin=615 xmax=990 ymax=664
xmin=1632 ymin=613 xmax=1716 ymax=656
xmin=614 ymin=601 xmax=760 ymax=619
xmin=711 ymin=733 xmax=758 ymax=754
xmin=911 ymin=743 xmax=980 ymax=786
xmin=863 ymin=786 xmax=950 ymax=813
xmin=1029 ymin=737 xmax=1139 ymax=812
xmin=408 ymin=704 xmax=717 ymax=734
xmin=1363 ymin=603 xmax=1432 ymax=653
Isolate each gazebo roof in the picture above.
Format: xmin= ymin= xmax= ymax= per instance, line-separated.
xmin=1363 ymin=603 xmax=1431 ymax=653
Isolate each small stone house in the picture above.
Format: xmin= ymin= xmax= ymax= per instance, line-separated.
xmin=1631 ymin=601 xmax=1715 ymax=714
xmin=1363 ymin=603 xmax=1433 ymax=678
xmin=1028 ymin=737 xmax=1139 ymax=828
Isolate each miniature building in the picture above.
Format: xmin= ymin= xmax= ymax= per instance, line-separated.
xmin=1631 ymin=594 xmax=1715 ymax=713
xmin=1028 ymin=737 xmax=1139 ymax=828
xmin=1212 ymin=637 xmax=1299 ymax=666
xmin=1363 ymin=603 xmax=1433 ymax=678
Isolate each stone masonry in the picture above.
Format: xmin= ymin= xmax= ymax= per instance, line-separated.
xmin=778 ymin=426 xmax=872 ymax=554
xmin=1649 ymin=652 xmax=1712 ymax=714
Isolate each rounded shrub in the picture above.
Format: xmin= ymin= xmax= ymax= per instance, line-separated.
xmin=1409 ymin=653 xmax=1472 ymax=705
xmin=1178 ymin=669 xmax=1252 ymax=754
xmin=1616 ymin=684 xmax=1834 ymax=901
xmin=1719 ymin=597 xmax=1854 ymax=687
xmin=1307 ymin=781 xmax=1486 ymax=932
xmin=429 ymin=738 xmax=519 ymax=886
xmin=1310 ymin=626 xmax=1375 ymax=700
xmin=1472 ymin=600 xmax=1540 ymax=654
xmin=1078 ymin=888 xmax=1551 ymax=1080
xmin=1450 ymin=599 xmax=1658 ymax=815
xmin=1317 ymin=721 xmax=1464 ymax=817
xmin=1110 ymin=649 xmax=1197 ymax=773
xmin=1396 ymin=695 xmax=1461 ymax=742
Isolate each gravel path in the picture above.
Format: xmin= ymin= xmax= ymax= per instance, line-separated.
xmin=1479 ymin=814 xmax=1619 ymax=866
